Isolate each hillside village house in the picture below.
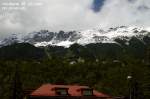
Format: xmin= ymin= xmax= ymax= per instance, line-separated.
xmin=24 ymin=84 xmax=112 ymax=99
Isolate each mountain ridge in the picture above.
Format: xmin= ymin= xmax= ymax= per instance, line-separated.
xmin=0 ymin=26 xmax=150 ymax=48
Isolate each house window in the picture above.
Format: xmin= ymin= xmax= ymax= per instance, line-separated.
xmin=82 ymin=89 xmax=93 ymax=96
xmin=55 ymin=88 xmax=68 ymax=95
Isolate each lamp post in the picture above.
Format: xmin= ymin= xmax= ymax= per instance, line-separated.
xmin=127 ymin=75 xmax=132 ymax=99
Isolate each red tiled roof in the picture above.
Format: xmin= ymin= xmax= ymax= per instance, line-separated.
xmin=93 ymin=90 xmax=109 ymax=97
xmin=30 ymin=84 xmax=110 ymax=97
xmin=67 ymin=85 xmax=89 ymax=96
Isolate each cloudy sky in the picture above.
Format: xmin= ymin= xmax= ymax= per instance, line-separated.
xmin=0 ymin=0 xmax=150 ymax=38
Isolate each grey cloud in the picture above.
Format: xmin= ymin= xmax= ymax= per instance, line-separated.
xmin=137 ymin=5 xmax=150 ymax=11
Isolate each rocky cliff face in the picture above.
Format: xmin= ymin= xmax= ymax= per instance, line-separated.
xmin=0 ymin=26 xmax=150 ymax=48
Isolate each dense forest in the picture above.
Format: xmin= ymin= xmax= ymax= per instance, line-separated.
xmin=0 ymin=36 xmax=150 ymax=99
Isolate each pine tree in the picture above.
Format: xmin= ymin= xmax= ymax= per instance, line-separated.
xmin=10 ymin=65 xmax=23 ymax=99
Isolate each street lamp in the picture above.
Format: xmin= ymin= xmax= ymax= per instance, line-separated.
xmin=127 ymin=76 xmax=132 ymax=79
xmin=127 ymin=75 xmax=132 ymax=99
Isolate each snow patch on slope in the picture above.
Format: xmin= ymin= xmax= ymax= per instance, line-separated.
xmin=35 ymin=40 xmax=74 ymax=48
xmin=0 ymin=26 xmax=150 ymax=48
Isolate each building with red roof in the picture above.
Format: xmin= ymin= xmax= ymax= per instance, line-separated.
xmin=26 ymin=84 xmax=112 ymax=99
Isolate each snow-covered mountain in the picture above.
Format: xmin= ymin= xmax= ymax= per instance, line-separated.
xmin=0 ymin=26 xmax=150 ymax=48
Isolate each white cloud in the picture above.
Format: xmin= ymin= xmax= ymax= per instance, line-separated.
xmin=0 ymin=0 xmax=150 ymax=39
xmin=97 ymin=0 xmax=150 ymax=28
